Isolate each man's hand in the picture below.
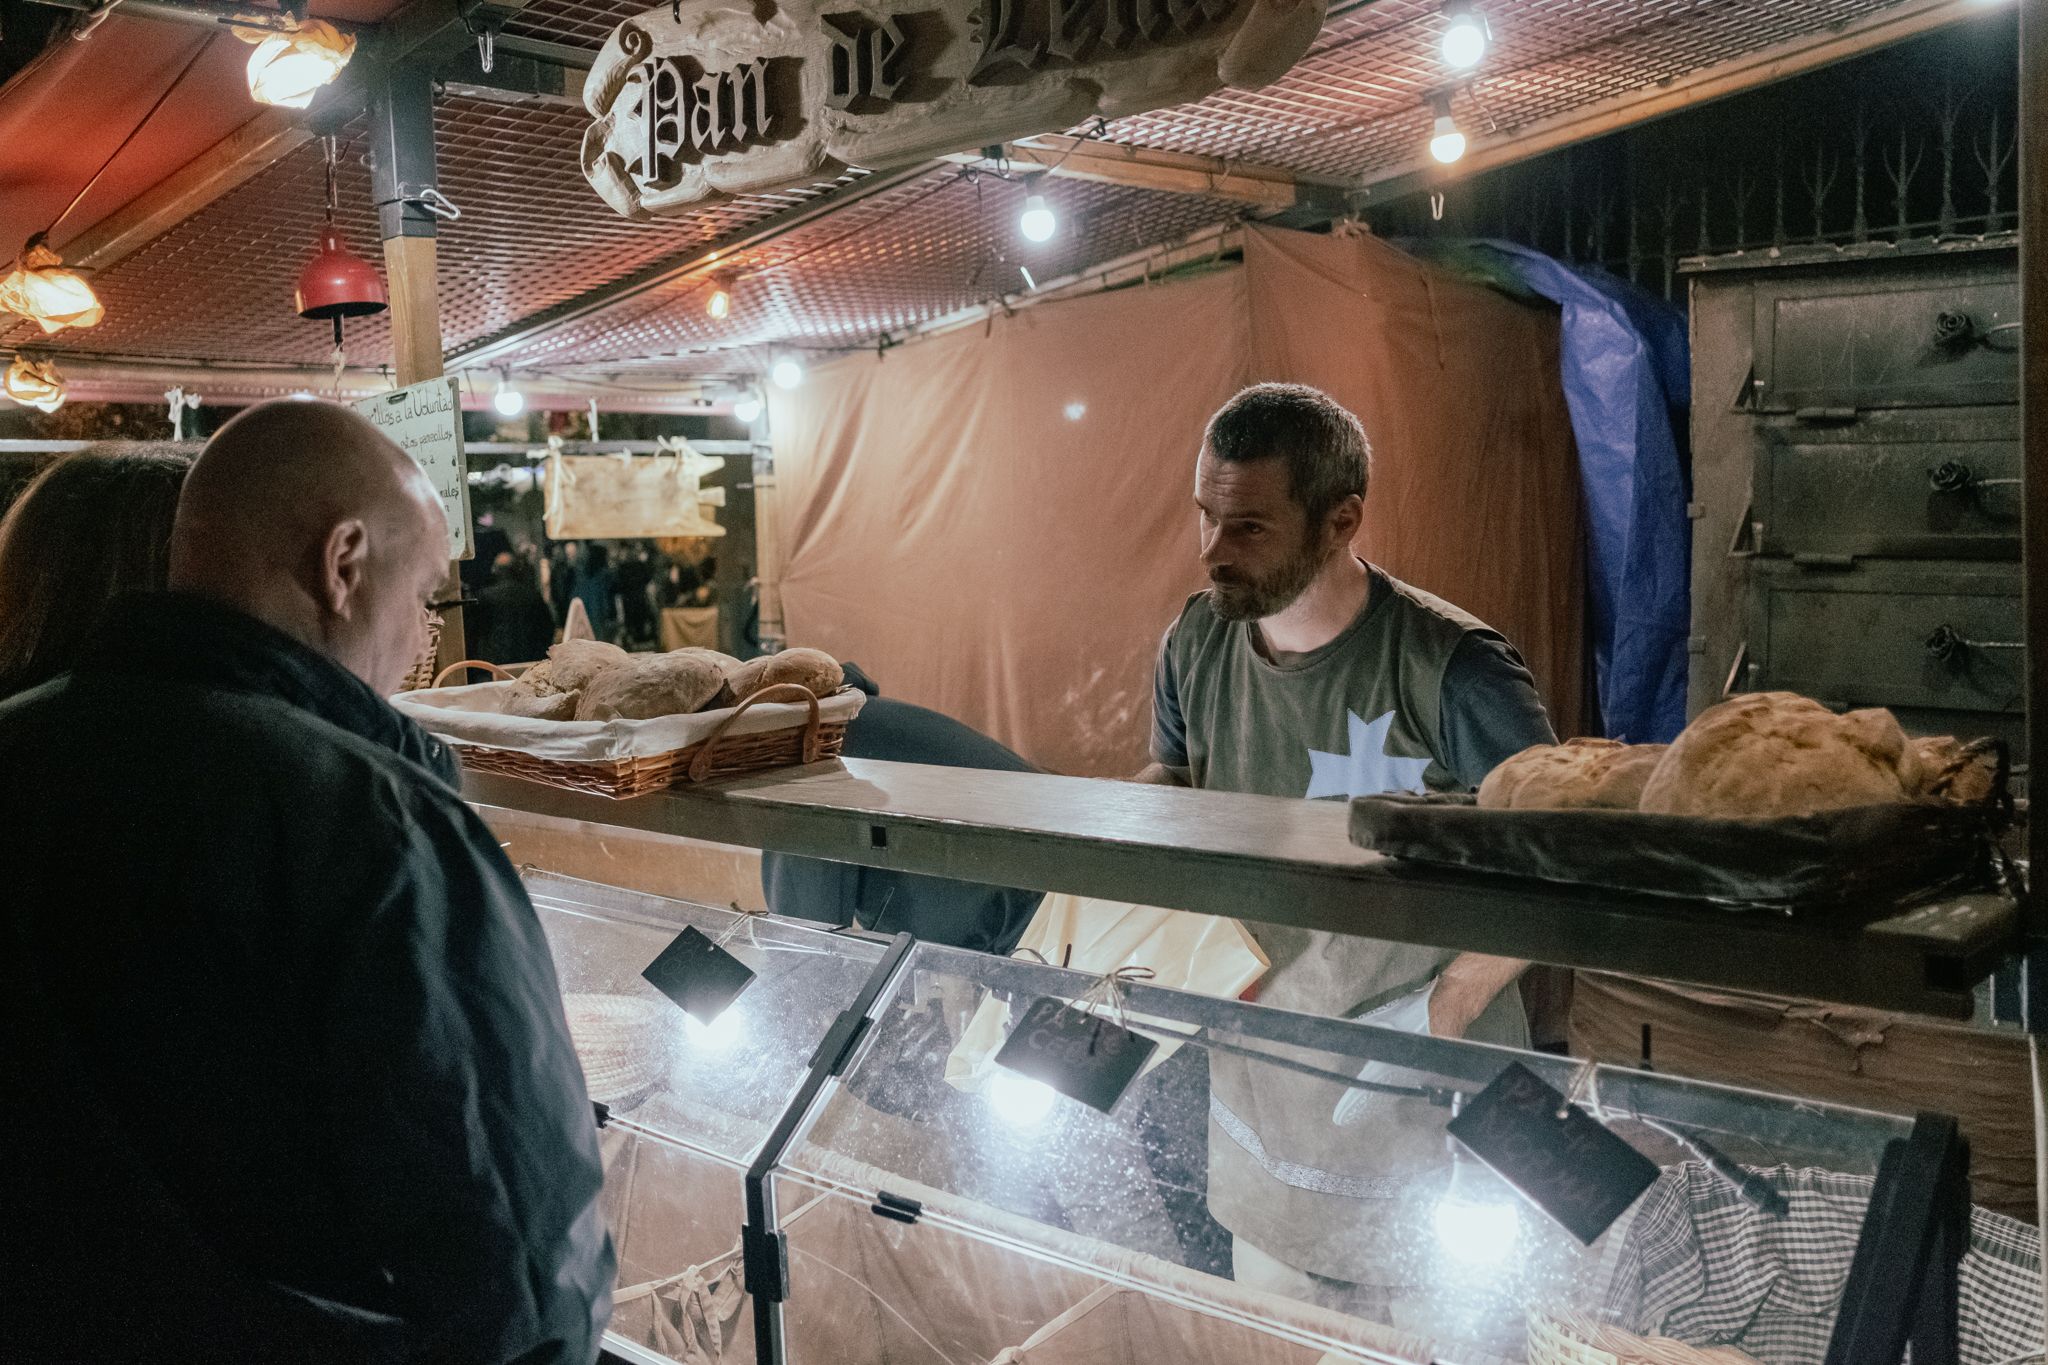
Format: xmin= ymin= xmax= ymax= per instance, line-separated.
xmin=1427 ymin=952 xmax=1528 ymax=1038
xmin=1132 ymin=762 xmax=1191 ymax=786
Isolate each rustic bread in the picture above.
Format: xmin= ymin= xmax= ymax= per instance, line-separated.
xmin=1477 ymin=738 xmax=1670 ymax=811
xmin=1639 ymin=692 xmax=1920 ymax=818
xmin=1910 ymin=735 xmax=2003 ymax=806
xmin=501 ymin=689 xmax=581 ymax=722
xmin=574 ymin=651 xmax=729 ymax=721
xmin=724 ymin=646 xmax=845 ymax=702
xmin=514 ymin=638 xmax=630 ymax=697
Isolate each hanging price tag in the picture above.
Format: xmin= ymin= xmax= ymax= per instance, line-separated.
xmin=640 ymin=925 xmax=756 ymax=1023
xmin=993 ymin=996 xmax=1158 ymax=1115
xmin=1445 ymin=1061 xmax=1658 ymax=1245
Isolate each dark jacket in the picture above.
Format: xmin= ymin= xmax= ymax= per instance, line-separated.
xmin=760 ymin=664 xmax=1044 ymax=952
xmin=476 ymin=564 xmax=559 ymax=666
xmin=0 ymin=592 xmax=613 ymax=1364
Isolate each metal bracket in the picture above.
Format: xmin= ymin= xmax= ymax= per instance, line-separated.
xmin=870 ymin=1190 xmax=923 ymax=1225
xmin=395 ymin=183 xmax=462 ymax=220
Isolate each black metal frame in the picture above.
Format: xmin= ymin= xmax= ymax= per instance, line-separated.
xmin=1822 ymin=1112 xmax=1973 ymax=1365
xmin=738 ymin=930 xmax=916 ymax=1365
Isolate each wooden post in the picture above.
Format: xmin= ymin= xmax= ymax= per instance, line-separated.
xmin=370 ymin=65 xmax=466 ymax=673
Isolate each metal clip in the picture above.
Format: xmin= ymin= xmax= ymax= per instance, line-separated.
xmin=397 ymin=184 xmax=462 ymax=221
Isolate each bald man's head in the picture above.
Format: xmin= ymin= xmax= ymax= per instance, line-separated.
xmin=171 ymin=399 xmax=448 ymax=693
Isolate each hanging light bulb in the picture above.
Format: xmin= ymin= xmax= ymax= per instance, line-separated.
xmin=770 ymin=356 xmax=804 ymax=391
xmin=3 ymin=354 xmax=67 ymax=412
xmin=0 ymin=240 xmax=104 ymax=334
xmin=237 ymin=18 xmax=356 ymax=109
xmin=732 ymin=393 xmax=763 ymax=424
xmin=1440 ymin=6 xmax=1488 ymax=69
xmin=706 ymin=280 xmax=732 ymax=320
xmin=494 ymin=373 xmax=526 ymax=417
xmin=1019 ymin=188 xmax=1057 ymax=244
xmin=1428 ymin=94 xmax=1467 ymax=164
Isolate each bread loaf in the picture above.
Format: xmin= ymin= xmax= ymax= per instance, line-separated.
xmin=574 ymin=651 xmax=729 ymax=721
xmin=1910 ymin=736 xmax=2003 ymax=806
xmin=501 ymin=689 xmax=581 ymax=722
xmin=1477 ymin=738 xmax=1669 ymax=811
xmin=1639 ymin=692 xmax=1919 ymax=818
xmin=724 ymin=647 xmax=844 ymax=702
xmin=515 ymin=639 xmax=630 ymax=697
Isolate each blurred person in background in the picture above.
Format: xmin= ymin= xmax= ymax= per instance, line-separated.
xmin=573 ymin=541 xmax=620 ymax=643
xmin=546 ymin=539 xmax=579 ymax=626
xmin=614 ymin=542 xmax=655 ymax=648
xmin=0 ymin=443 xmax=192 ymax=697
xmin=475 ymin=550 xmax=557 ymax=667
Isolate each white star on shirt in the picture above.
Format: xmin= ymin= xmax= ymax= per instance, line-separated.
xmin=1305 ymin=709 xmax=1433 ymax=799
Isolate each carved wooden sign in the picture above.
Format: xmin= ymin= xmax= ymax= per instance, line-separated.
xmin=582 ymin=0 xmax=1326 ymax=216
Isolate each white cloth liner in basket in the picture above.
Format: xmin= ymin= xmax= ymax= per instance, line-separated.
xmin=390 ymin=680 xmax=865 ymax=762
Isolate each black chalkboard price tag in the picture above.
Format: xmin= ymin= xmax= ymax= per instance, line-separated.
xmin=640 ymin=926 xmax=756 ymax=1023
xmin=993 ymin=996 xmax=1158 ymax=1115
xmin=1445 ymin=1061 xmax=1658 ymax=1245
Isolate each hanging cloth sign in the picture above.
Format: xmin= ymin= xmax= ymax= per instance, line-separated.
xmin=544 ymin=436 xmax=727 ymax=539
xmin=352 ymin=376 xmax=474 ymax=559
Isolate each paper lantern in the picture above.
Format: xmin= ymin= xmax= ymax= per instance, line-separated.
xmin=0 ymin=244 xmax=103 ymax=334
xmin=239 ymin=19 xmax=355 ymax=109
xmin=4 ymin=355 xmax=67 ymax=413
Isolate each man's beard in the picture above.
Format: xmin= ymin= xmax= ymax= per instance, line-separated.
xmin=1208 ymin=533 xmax=1330 ymax=623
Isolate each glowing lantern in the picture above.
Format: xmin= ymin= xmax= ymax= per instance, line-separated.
xmin=238 ymin=19 xmax=356 ymax=109
xmin=4 ymin=355 xmax=67 ymax=413
xmin=0 ymin=243 xmax=104 ymax=334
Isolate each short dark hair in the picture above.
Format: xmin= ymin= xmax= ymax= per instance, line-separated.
xmin=1203 ymin=383 xmax=1370 ymax=523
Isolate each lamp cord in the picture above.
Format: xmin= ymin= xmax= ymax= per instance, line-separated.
xmin=31 ymin=32 xmax=212 ymax=254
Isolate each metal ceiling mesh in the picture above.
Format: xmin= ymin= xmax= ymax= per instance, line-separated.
xmin=8 ymin=0 xmax=1942 ymax=381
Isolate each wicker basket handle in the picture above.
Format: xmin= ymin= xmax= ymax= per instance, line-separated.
xmin=431 ymin=659 xmax=517 ymax=688
xmin=687 ymin=683 xmax=824 ymax=782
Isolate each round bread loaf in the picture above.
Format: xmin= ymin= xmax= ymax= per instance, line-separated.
xmin=501 ymin=688 xmax=581 ymax=722
xmin=515 ymin=638 xmax=630 ymax=697
xmin=574 ymin=652 xmax=729 ymax=721
xmin=1638 ymin=692 xmax=1919 ymax=818
xmin=668 ymin=647 xmax=742 ymax=710
xmin=724 ymin=646 xmax=844 ymax=702
xmin=1477 ymin=738 xmax=1669 ymax=811
xmin=1910 ymin=735 xmax=2003 ymax=806
xmin=563 ymin=993 xmax=669 ymax=1109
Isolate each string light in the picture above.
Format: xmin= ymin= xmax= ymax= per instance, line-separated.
xmin=732 ymin=393 xmax=763 ymax=423
xmin=1428 ymin=93 xmax=1467 ymax=164
xmin=238 ymin=19 xmax=356 ymax=109
xmin=1440 ymin=5 xmax=1489 ymax=69
xmin=493 ymin=372 xmax=526 ymax=417
xmin=1019 ymin=183 xmax=1057 ymax=244
xmin=770 ymin=356 xmax=805 ymax=390
xmin=3 ymin=355 xmax=67 ymax=412
xmin=706 ymin=283 xmax=732 ymax=320
xmin=0 ymin=243 xmax=103 ymax=334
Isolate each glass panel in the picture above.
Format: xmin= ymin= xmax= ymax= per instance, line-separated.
xmin=525 ymin=871 xmax=889 ymax=1365
xmin=780 ymin=943 xmax=1920 ymax=1365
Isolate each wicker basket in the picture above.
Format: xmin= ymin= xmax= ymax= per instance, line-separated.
xmin=419 ymin=673 xmax=849 ymax=798
xmin=1528 ymin=1311 xmax=1763 ymax=1365
xmin=564 ymin=992 xmax=670 ymax=1111
xmin=400 ymin=612 xmax=445 ymax=692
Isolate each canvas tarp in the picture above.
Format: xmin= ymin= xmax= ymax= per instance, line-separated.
xmin=769 ymin=225 xmax=1584 ymax=777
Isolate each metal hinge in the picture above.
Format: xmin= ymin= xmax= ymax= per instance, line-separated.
xmin=870 ymin=1190 xmax=923 ymax=1225
xmin=741 ymin=1222 xmax=788 ymax=1301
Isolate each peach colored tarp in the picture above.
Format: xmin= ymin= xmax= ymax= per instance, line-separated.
xmin=770 ymin=225 xmax=1584 ymax=777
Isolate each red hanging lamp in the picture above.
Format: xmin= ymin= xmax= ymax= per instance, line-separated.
xmin=295 ymin=135 xmax=386 ymax=359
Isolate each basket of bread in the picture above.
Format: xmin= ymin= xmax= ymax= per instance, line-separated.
xmin=390 ymin=640 xmax=862 ymax=798
xmin=1350 ymin=692 xmax=2011 ymax=912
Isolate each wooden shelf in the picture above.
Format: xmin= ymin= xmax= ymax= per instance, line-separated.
xmin=464 ymin=759 xmax=2018 ymax=1019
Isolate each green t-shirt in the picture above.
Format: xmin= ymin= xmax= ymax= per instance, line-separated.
xmin=1150 ymin=564 xmax=1555 ymax=1283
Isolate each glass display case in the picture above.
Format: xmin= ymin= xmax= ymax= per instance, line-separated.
xmin=529 ymin=873 xmax=2042 ymax=1365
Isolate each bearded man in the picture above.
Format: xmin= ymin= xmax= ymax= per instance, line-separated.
xmin=1137 ymin=382 xmax=1556 ymax=1323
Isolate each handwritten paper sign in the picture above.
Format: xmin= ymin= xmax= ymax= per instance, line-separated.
xmin=353 ymin=377 xmax=473 ymax=560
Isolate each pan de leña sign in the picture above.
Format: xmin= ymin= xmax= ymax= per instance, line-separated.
xmin=354 ymin=377 xmax=474 ymax=560
xmin=581 ymin=0 xmax=1327 ymax=217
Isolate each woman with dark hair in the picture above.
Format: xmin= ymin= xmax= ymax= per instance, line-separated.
xmin=0 ymin=444 xmax=193 ymax=696
xmin=572 ymin=540 xmax=621 ymax=644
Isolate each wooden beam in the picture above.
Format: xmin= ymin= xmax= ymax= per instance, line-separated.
xmin=55 ymin=110 xmax=311 ymax=271
xmin=2020 ymin=0 xmax=2045 ymax=959
xmin=1356 ymin=0 xmax=2000 ymax=207
xmin=942 ymin=136 xmax=1347 ymax=213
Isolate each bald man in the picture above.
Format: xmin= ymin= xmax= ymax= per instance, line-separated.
xmin=0 ymin=401 xmax=613 ymax=1364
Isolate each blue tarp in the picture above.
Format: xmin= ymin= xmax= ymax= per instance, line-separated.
xmin=1408 ymin=240 xmax=1693 ymax=742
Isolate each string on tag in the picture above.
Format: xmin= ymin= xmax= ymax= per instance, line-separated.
xmin=711 ymin=904 xmax=765 ymax=953
xmin=1557 ymin=1056 xmax=1598 ymax=1120
xmin=1065 ymin=964 xmax=1155 ymax=1051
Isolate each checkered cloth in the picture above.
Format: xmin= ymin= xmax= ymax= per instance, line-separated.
xmin=1599 ymin=1162 xmax=2041 ymax=1365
